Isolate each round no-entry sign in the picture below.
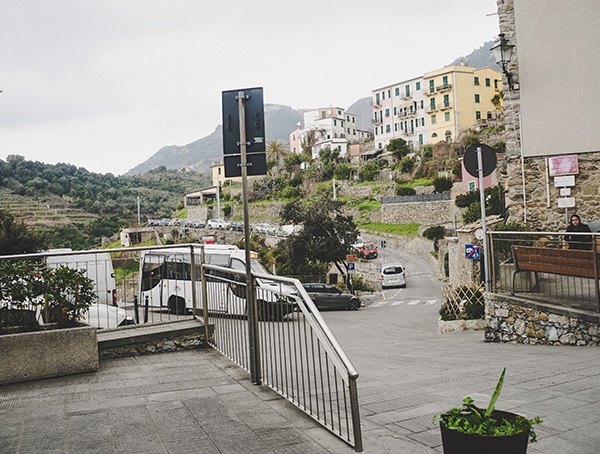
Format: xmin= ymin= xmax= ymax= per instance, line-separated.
xmin=464 ymin=143 xmax=496 ymax=178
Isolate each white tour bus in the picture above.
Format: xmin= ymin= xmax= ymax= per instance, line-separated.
xmin=138 ymin=245 xmax=297 ymax=320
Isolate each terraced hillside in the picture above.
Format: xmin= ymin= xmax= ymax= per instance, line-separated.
xmin=0 ymin=188 xmax=98 ymax=226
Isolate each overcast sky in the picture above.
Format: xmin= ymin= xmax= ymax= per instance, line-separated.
xmin=0 ymin=0 xmax=499 ymax=175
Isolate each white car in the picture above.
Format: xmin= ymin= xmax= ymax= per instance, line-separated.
xmin=206 ymin=219 xmax=230 ymax=229
xmin=381 ymin=264 xmax=406 ymax=289
xmin=82 ymin=303 xmax=135 ymax=329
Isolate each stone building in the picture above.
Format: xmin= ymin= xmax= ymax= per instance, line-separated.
xmin=498 ymin=0 xmax=600 ymax=231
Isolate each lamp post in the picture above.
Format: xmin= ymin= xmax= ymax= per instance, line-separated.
xmin=491 ymin=33 xmax=516 ymax=90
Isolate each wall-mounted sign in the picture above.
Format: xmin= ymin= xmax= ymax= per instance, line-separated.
xmin=558 ymin=197 xmax=576 ymax=208
xmin=554 ymin=175 xmax=575 ymax=187
xmin=548 ymin=155 xmax=579 ymax=177
xmin=465 ymin=244 xmax=481 ymax=260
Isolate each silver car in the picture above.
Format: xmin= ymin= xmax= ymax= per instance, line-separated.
xmin=381 ymin=264 xmax=406 ymax=288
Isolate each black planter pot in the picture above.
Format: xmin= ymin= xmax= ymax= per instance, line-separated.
xmin=440 ymin=410 xmax=530 ymax=454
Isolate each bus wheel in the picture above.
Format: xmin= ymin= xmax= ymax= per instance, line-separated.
xmin=168 ymin=296 xmax=186 ymax=315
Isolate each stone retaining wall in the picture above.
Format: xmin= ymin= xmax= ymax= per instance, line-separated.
xmin=485 ymin=293 xmax=600 ymax=346
xmin=99 ymin=333 xmax=207 ymax=359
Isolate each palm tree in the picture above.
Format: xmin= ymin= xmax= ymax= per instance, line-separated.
xmin=266 ymin=140 xmax=288 ymax=166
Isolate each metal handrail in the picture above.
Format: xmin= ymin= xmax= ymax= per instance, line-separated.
xmin=201 ymin=263 xmax=363 ymax=450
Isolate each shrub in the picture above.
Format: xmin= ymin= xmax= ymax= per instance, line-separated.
xmin=432 ymin=176 xmax=453 ymax=193
xmin=396 ymin=185 xmax=416 ymax=196
xmin=359 ymin=163 xmax=379 ymax=181
xmin=400 ymin=156 xmax=416 ymax=173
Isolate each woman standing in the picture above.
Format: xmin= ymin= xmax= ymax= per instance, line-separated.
xmin=565 ymin=214 xmax=593 ymax=250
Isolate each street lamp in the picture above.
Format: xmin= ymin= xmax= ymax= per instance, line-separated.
xmin=491 ymin=33 xmax=517 ymax=90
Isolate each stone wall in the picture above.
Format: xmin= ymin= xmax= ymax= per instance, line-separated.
xmin=378 ymin=200 xmax=462 ymax=227
xmin=485 ymin=293 xmax=600 ymax=346
xmin=99 ymin=332 xmax=207 ymax=359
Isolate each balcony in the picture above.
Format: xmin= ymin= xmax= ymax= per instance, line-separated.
xmin=401 ymin=129 xmax=415 ymax=137
xmin=373 ymin=103 xmax=382 ymax=109
xmin=400 ymin=92 xmax=412 ymax=100
xmin=436 ymin=83 xmax=452 ymax=92
xmin=440 ymin=101 xmax=452 ymax=111
xmin=398 ymin=110 xmax=417 ymax=119
xmin=425 ymin=105 xmax=439 ymax=114
xmin=424 ymin=89 xmax=436 ymax=97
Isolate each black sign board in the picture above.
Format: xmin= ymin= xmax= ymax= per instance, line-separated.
xmin=222 ymin=87 xmax=266 ymax=155
xmin=224 ymin=153 xmax=267 ymax=178
xmin=463 ymin=143 xmax=497 ymax=178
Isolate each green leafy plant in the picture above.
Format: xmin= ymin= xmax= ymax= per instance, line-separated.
xmin=1 ymin=260 xmax=98 ymax=331
xmin=434 ymin=368 xmax=542 ymax=442
xmin=40 ymin=266 xmax=98 ymax=328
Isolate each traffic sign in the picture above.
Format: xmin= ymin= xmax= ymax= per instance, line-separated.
xmin=346 ymin=254 xmax=357 ymax=262
xmin=464 ymin=143 xmax=496 ymax=178
xmin=347 ymin=262 xmax=356 ymax=274
xmin=221 ymin=87 xmax=267 ymax=178
xmin=465 ymin=244 xmax=481 ymax=260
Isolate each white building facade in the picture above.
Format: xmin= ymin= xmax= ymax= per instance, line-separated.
xmin=289 ymin=107 xmax=371 ymax=160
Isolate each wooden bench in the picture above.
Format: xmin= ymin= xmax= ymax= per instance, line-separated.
xmin=511 ymin=245 xmax=600 ymax=293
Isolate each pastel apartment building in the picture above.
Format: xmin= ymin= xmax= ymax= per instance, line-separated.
xmin=289 ymin=107 xmax=372 ymax=160
xmin=373 ymin=64 xmax=502 ymax=151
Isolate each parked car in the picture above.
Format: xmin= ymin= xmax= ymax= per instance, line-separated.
xmin=381 ymin=263 xmax=406 ymax=288
xmin=253 ymin=223 xmax=276 ymax=235
xmin=302 ymin=283 xmax=361 ymax=311
xmin=83 ymin=303 xmax=135 ymax=329
xmin=206 ymin=218 xmax=230 ymax=229
xmin=228 ymin=221 xmax=244 ymax=231
xmin=355 ymin=242 xmax=378 ymax=259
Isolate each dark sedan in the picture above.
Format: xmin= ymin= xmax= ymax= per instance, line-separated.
xmin=302 ymin=283 xmax=361 ymax=311
xmin=228 ymin=221 xmax=244 ymax=231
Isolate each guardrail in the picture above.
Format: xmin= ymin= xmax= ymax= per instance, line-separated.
xmin=488 ymin=231 xmax=600 ymax=312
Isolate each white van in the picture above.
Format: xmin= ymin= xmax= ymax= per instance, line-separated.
xmin=138 ymin=245 xmax=297 ymax=320
xmin=45 ymin=249 xmax=117 ymax=306
xmin=381 ymin=263 xmax=406 ymax=289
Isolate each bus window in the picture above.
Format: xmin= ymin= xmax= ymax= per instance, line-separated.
xmin=141 ymin=262 xmax=164 ymax=291
xmin=165 ymin=261 xmax=191 ymax=280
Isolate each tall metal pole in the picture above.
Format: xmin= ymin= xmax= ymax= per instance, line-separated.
xmin=477 ymin=146 xmax=490 ymax=292
xmin=237 ymin=91 xmax=261 ymax=384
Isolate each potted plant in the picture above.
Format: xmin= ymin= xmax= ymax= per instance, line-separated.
xmin=0 ymin=260 xmax=100 ymax=385
xmin=434 ymin=368 xmax=542 ymax=454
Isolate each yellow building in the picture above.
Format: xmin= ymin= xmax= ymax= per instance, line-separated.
xmin=424 ymin=65 xmax=502 ymax=144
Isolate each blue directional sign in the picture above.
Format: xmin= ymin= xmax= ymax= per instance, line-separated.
xmin=465 ymin=244 xmax=481 ymax=260
xmin=347 ymin=262 xmax=356 ymax=274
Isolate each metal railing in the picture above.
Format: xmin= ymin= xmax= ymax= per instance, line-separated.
xmin=0 ymin=244 xmax=363 ymax=451
xmin=488 ymin=231 xmax=600 ymax=312
xmin=382 ymin=192 xmax=451 ymax=205
xmin=202 ymin=264 xmax=362 ymax=451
